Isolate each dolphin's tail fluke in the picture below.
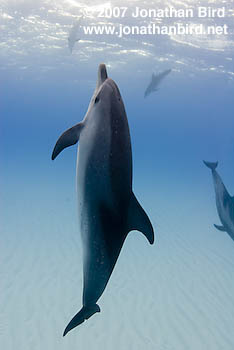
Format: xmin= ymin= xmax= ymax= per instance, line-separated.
xmin=63 ymin=304 xmax=100 ymax=336
xmin=203 ymin=160 xmax=218 ymax=171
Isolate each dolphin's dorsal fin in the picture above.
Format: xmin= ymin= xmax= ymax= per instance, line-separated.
xmin=127 ymin=193 xmax=154 ymax=244
xmin=96 ymin=63 xmax=108 ymax=89
xmin=52 ymin=122 xmax=84 ymax=160
xmin=214 ymin=224 xmax=226 ymax=232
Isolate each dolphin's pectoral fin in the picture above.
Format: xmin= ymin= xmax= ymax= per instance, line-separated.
xmin=127 ymin=193 xmax=154 ymax=244
xmin=52 ymin=122 xmax=84 ymax=160
xmin=214 ymin=224 xmax=226 ymax=232
xmin=63 ymin=304 xmax=100 ymax=336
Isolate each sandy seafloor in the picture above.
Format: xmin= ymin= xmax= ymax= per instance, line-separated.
xmin=1 ymin=0 xmax=234 ymax=349
xmin=2 ymin=164 xmax=234 ymax=350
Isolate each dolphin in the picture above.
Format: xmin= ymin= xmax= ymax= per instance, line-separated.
xmin=68 ymin=18 xmax=82 ymax=53
xmin=204 ymin=161 xmax=234 ymax=240
xmin=52 ymin=63 xmax=155 ymax=336
xmin=144 ymin=69 xmax=171 ymax=98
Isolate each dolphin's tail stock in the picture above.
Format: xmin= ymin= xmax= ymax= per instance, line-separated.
xmin=203 ymin=160 xmax=218 ymax=171
xmin=63 ymin=304 xmax=100 ymax=336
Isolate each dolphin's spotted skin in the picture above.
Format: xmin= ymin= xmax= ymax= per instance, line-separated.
xmin=204 ymin=161 xmax=234 ymax=240
xmin=52 ymin=64 xmax=154 ymax=336
xmin=144 ymin=69 xmax=171 ymax=98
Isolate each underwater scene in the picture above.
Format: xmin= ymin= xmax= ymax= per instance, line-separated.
xmin=1 ymin=0 xmax=234 ymax=349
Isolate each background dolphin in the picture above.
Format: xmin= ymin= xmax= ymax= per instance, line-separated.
xmin=204 ymin=161 xmax=234 ymax=241
xmin=68 ymin=18 xmax=82 ymax=53
xmin=144 ymin=69 xmax=171 ymax=98
xmin=52 ymin=63 xmax=154 ymax=336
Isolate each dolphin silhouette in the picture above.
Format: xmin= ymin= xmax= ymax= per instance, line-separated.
xmin=204 ymin=161 xmax=234 ymax=240
xmin=68 ymin=18 xmax=82 ymax=53
xmin=52 ymin=64 xmax=155 ymax=336
xmin=144 ymin=69 xmax=171 ymax=98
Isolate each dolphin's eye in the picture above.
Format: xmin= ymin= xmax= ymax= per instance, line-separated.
xmin=95 ymin=96 xmax=100 ymax=104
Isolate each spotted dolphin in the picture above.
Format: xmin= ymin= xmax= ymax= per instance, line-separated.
xmin=144 ymin=69 xmax=171 ymax=98
xmin=68 ymin=18 xmax=82 ymax=53
xmin=52 ymin=64 xmax=155 ymax=336
xmin=204 ymin=161 xmax=234 ymax=240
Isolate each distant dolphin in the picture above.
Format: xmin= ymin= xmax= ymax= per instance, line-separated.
xmin=68 ymin=18 xmax=82 ymax=53
xmin=52 ymin=64 xmax=155 ymax=336
xmin=204 ymin=161 xmax=234 ymax=240
xmin=144 ymin=69 xmax=171 ymax=98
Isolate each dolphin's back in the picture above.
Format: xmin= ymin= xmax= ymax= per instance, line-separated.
xmin=109 ymin=83 xmax=132 ymax=196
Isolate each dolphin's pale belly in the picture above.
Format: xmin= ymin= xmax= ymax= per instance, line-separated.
xmin=215 ymin=181 xmax=234 ymax=236
xmin=217 ymin=199 xmax=234 ymax=235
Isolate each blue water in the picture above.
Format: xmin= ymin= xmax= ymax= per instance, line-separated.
xmin=1 ymin=1 xmax=234 ymax=349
